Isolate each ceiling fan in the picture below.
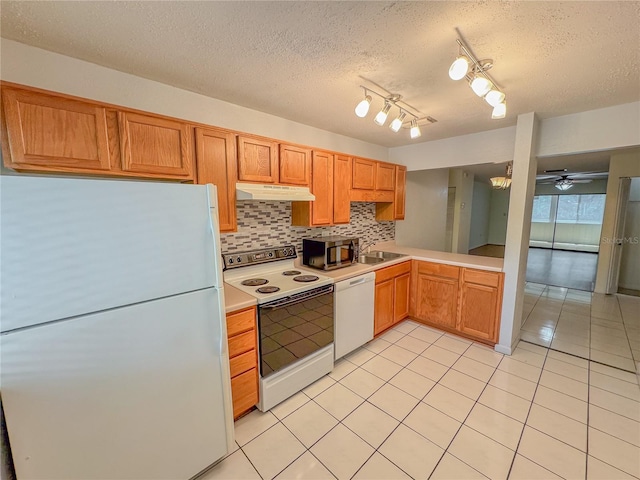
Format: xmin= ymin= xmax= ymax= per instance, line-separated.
xmin=536 ymin=169 xmax=607 ymax=191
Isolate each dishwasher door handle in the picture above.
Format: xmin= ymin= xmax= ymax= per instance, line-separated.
xmin=349 ymin=277 xmax=366 ymax=286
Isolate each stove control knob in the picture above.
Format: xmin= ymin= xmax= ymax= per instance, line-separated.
xmin=236 ymin=257 xmax=241 ymax=263
xmin=268 ymin=252 xmax=273 ymax=257
xmin=228 ymin=258 xmax=234 ymax=264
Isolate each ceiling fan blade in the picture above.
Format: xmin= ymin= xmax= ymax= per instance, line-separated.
xmin=571 ymin=179 xmax=593 ymax=183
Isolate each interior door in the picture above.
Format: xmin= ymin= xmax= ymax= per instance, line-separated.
xmin=606 ymin=177 xmax=631 ymax=293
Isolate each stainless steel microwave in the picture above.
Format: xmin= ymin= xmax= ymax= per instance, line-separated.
xmin=302 ymin=236 xmax=358 ymax=270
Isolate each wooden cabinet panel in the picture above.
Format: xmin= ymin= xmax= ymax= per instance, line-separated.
xmin=375 ymin=162 xmax=396 ymax=191
xmin=195 ymin=127 xmax=238 ymax=232
xmin=237 ymin=136 xmax=278 ymax=183
xmin=279 ymin=144 xmax=311 ymax=186
xmin=118 ymin=111 xmax=193 ymax=178
xmin=376 ymin=260 xmax=411 ymax=284
xmin=333 ymin=154 xmax=351 ymax=224
xmin=458 ymin=283 xmax=500 ymax=342
xmin=413 ymin=273 xmax=459 ymax=330
xmin=394 ymin=273 xmax=410 ymax=323
xmin=231 ymin=369 xmax=259 ymax=419
xmin=374 ymin=279 xmax=395 ymax=335
xmin=228 ymin=330 xmax=256 ymax=358
xmin=311 ymin=151 xmax=334 ymax=225
xmin=229 ymin=349 xmax=257 ymax=378
xmin=225 ymin=306 xmax=256 ymax=337
xmin=394 ymin=165 xmax=407 ymax=220
xmin=416 ymin=261 xmax=460 ymax=280
xmin=2 ymin=87 xmax=113 ymax=172
xmin=352 ymin=158 xmax=376 ymax=190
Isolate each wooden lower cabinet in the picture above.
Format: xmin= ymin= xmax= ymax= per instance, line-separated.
xmin=226 ymin=306 xmax=259 ymax=419
xmin=409 ymin=260 xmax=504 ymax=345
xmin=374 ymin=261 xmax=411 ymax=336
xmin=458 ymin=268 xmax=504 ymax=343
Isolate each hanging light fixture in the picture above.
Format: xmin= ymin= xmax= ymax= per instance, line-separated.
xmin=555 ymin=177 xmax=574 ymax=191
xmin=448 ymin=35 xmax=507 ymax=120
xmin=374 ymin=101 xmax=392 ymax=126
xmin=353 ymin=85 xmax=436 ymax=140
xmin=410 ymin=119 xmax=421 ymax=139
xmin=354 ymin=89 xmax=372 ymax=118
xmin=449 ymin=55 xmax=470 ymax=80
xmin=490 ymin=162 xmax=513 ymax=189
xmin=389 ymin=111 xmax=407 ymax=132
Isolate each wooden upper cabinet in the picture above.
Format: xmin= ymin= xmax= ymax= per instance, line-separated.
xmin=2 ymin=87 xmax=113 ymax=172
xmin=237 ymin=135 xmax=278 ymax=183
xmin=375 ymin=162 xmax=396 ymax=191
xmin=195 ymin=127 xmax=238 ymax=232
xmin=279 ymin=144 xmax=311 ymax=186
xmin=352 ymin=158 xmax=376 ymax=190
xmin=118 ymin=111 xmax=193 ymax=179
xmin=394 ymin=165 xmax=407 ymax=220
xmin=333 ymin=154 xmax=351 ymax=224
xmin=458 ymin=269 xmax=504 ymax=343
xmin=311 ymin=151 xmax=334 ymax=225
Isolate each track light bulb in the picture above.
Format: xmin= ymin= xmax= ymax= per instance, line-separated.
xmin=485 ymin=89 xmax=505 ymax=107
xmin=354 ymin=94 xmax=372 ymax=118
xmin=389 ymin=111 xmax=407 ymax=133
xmin=492 ymin=101 xmax=507 ymax=119
xmin=449 ymin=56 xmax=470 ymax=80
xmin=410 ymin=119 xmax=421 ymax=139
xmin=471 ymin=76 xmax=493 ymax=97
xmin=374 ymin=102 xmax=391 ymax=126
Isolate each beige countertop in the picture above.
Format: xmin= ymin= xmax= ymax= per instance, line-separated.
xmin=224 ymin=241 xmax=503 ymax=309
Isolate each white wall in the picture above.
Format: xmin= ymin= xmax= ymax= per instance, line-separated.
xmin=0 ymin=39 xmax=388 ymax=161
xmin=469 ymin=181 xmax=491 ymax=250
xmin=488 ymin=189 xmax=510 ymax=246
xmin=595 ymin=150 xmax=640 ymax=292
xmin=395 ymin=169 xmax=449 ymax=250
xmin=618 ymin=177 xmax=640 ymax=291
xmin=449 ymin=169 xmax=475 ymax=254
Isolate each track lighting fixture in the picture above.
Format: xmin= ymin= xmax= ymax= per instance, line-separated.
xmin=374 ymin=102 xmax=391 ymax=126
xmin=353 ymin=85 xmax=436 ymax=140
xmin=449 ymin=36 xmax=507 ymax=120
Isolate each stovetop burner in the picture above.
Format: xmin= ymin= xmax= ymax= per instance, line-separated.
xmin=282 ymin=270 xmax=302 ymax=276
xmin=293 ymin=275 xmax=319 ymax=283
xmin=241 ymin=278 xmax=268 ymax=286
xmin=256 ymin=286 xmax=280 ymax=294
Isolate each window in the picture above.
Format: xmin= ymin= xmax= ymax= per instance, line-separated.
xmin=556 ymin=194 xmax=605 ymax=224
xmin=532 ymin=195 xmax=553 ymax=222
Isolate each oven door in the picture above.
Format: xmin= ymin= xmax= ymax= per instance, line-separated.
xmin=258 ymin=284 xmax=334 ymax=378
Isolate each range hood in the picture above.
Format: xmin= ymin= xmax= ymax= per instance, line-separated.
xmin=236 ymin=182 xmax=315 ymax=201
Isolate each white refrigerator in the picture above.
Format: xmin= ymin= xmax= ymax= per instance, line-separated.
xmin=0 ymin=176 xmax=235 ymax=479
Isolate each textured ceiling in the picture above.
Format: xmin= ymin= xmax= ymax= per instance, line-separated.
xmin=1 ymin=1 xmax=639 ymax=148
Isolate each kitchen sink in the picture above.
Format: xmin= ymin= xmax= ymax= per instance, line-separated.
xmin=357 ymin=251 xmax=407 ymax=264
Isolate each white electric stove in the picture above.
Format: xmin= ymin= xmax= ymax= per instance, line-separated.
xmin=222 ymin=245 xmax=335 ymax=411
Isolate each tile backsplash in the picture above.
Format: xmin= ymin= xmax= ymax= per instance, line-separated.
xmin=220 ymin=201 xmax=395 ymax=253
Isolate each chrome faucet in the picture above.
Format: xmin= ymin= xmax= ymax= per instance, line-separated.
xmin=357 ymin=241 xmax=375 ymax=256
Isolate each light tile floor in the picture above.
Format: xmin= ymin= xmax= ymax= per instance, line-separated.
xmin=521 ymin=283 xmax=640 ymax=373
xmin=200 ymin=320 xmax=640 ymax=480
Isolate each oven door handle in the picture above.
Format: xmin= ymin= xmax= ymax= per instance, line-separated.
xmin=261 ymin=285 xmax=334 ymax=309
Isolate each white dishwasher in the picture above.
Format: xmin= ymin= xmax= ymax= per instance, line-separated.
xmin=334 ymin=272 xmax=376 ymax=360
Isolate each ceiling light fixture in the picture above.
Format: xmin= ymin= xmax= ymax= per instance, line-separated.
xmin=449 ymin=35 xmax=507 ymax=120
xmin=374 ymin=101 xmax=392 ymax=126
xmin=490 ymin=162 xmax=513 ymax=189
xmin=354 ymin=89 xmax=372 ymax=117
xmin=354 ymin=85 xmax=437 ymax=140
xmin=555 ymin=178 xmax=574 ymax=191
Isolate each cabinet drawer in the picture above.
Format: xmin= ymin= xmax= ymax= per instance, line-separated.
xmin=375 ymin=260 xmax=411 ymax=284
xmin=228 ymin=330 xmax=256 ymax=358
xmin=230 ymin=349 xmax=257 ymax=377
xmin=415 ymin=261 xmax=460 ymax=280
xmin=462 ymin=268 xmax=501 ymax=287
xmin=226 ymin=307 xmax=256 ymax=337
xmin=231 ymin=368 xmax=258 ymax=419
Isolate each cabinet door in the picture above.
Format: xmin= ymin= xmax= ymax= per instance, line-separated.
xmin=2 ymin=88 xmax=113 ymax=172
xmin=374 ymin=279 xmax=395 ymax=336
xmin=231 ymin=368 xmax=259 ymax=419
xmin=195 ymin=128 xmax=238 ymax=232
xmin=311 ymin=151 xmax=334 ymax=225
xmin=458 ymin=282 xmax=499 ymax=342
xmin=352 ymin=158 xmax=376 ymax=190
xmin=333 ymin=154 xmax=351 ymax=224
xmin=394 ymin=272 xmax=410 ymax=324
xmin=394 ymin=165 xmax=407 ymax=220
xmin=119 ymin=112 xmax=194 ymax=179
xmin=237 ymin=136 xmax=278 ymax=183
xmin=375 ymin=162 xmax=396 ymax=191
xmin=279 ymin=144 xmax=311 ymax=186
xmin=414 ymin=273 xmax=459 ymax=330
